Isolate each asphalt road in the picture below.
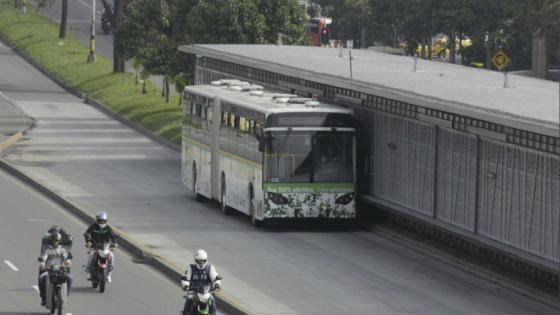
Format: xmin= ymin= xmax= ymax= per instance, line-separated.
xmin=32 ymin=0 xmax=169 ymax=91
xmin=0 ymin=168 xmax=187 ymax=315
xmin=32 ymin=0 xmax=114 ymax=62
xmin=1 ymin=15 xmax=557 ymax=315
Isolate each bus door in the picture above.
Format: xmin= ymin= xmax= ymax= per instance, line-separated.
xmin=211 ymin=97 xmax=221 ymax=200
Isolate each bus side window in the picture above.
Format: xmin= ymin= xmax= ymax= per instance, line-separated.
xmin=207 ymin=108 xmax=212 ymax=124
xmin=234 ymin=116 xmax=240 ymax=129
xmin=222 ymin=111 xmax=228 ymax=125
xmin=239 ymin=117 xmax=248 ymax=132
xmin=245 ymin=119 xmax=250 ymax=132
xmin=249 ymin=120 xmax=255 ymax=134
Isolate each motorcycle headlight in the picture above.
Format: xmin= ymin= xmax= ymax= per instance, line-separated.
xmin=99 ymin=249 xmax=110 ymax=258
xmin=267 ymin=192 xmax=288 ymax=205
xmin=335 ymin=192 xmax=355 ymax=205
xmin=197 ymin=292 xmax=211 ymax=303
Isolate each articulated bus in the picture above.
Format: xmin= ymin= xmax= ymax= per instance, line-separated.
xmin=181 ymin=80 xmax=356 ymax=226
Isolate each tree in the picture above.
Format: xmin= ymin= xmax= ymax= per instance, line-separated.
xmin=117 ymin=0 xmax=307 ymax=102
xmin=180 ymin=0 xmax=266 ymax=44
xmin=319 ymin=0 xmax=373 ymax=48
xmin=258 ymin=0 xmax=307 ymax=45
xmin=307 ymin=2 xmax=322 ymax=17
xmin=112 ymin=0 xmax=125 ymax=72
xmin=510 ymin=0 xmax=560 ymax=78
xmin=36 ymin=0 xmax=68 ymax=40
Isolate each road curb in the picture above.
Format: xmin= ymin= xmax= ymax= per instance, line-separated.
xmin=0 ymin=132 xmax=23 ymax=154
xmin=0 ymin=36 xmax=180 ymax=154
xmin=365 ymin=223 xmax=560 ymax=309
xmin=0 ymin=158 xmax=252 ymax=315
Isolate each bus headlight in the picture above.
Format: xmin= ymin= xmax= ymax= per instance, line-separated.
xmin=335 ymin=193 xmax=354 ymax=205
xmin=267 ymin=192 xmax=289 ymax=205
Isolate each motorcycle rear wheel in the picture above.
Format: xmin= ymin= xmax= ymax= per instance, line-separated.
xmin=49 ymin=290 xmax=56 ymax=314
xmin=56 ymin=287 xmax=63 ymax=315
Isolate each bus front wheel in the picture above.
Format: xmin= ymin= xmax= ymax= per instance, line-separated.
xmin=249 ymin=190 xmax=263 ymax=227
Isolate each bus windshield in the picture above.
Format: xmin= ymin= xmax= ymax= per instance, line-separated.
xmin=265 ymin=131 xmax=353 ymax=183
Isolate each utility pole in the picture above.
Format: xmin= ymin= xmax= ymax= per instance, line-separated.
xmin=86 ymin=0 xmax=96 ymax=63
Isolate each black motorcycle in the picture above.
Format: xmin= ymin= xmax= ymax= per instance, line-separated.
xmin=45 ymin=265 xmax=69 ymax=315
xmin=100 ymin=9 xmax=112 ymax=34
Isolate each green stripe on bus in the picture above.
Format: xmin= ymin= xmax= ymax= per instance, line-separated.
xmin=264 ymin=183 xmax=354 ymax=193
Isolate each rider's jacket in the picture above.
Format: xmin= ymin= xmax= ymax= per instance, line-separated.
xmin=84 ymin=223 xmax=117 ymax=244
xmin=182 ymin=264 xmax=221 ymax=289
xmin=40 ymin=245 xmax=70 ymax=268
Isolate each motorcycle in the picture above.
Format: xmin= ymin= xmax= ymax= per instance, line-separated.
xmin=100 ymin=9 xmax=112 ymax=34
xmin=181 ymin=276 xmax=222 ymax=315
xmin=44 ymin=265 xmax=69 ymax=315
xmin=86 ymin=241 xmax=116 ymax=293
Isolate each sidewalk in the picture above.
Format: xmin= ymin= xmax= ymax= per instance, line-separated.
xmin=0 ymin=44 xmax=34 ymax=151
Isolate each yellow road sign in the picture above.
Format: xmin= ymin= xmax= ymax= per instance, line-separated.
xmin=492 ymin=50 xmax=511 ymax=70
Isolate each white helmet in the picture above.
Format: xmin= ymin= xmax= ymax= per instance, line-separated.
xmin=96 ymin=211 xmax=108 ymax=228
xmin=193 ymin=249 xmax=208 ymax=269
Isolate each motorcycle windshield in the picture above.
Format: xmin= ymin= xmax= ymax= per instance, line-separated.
xmin=94 ymin=242 xmax=110 ymax=250
xmin=193 ymin=285 xmax=212 ymax=294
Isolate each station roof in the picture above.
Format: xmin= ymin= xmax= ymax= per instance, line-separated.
xmin=179 ymin=44 xmax=559 ymax=137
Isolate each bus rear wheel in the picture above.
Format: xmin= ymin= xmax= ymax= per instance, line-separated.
xmin=220 ymin=179 xmax=233 ymax=215
xmin=192 ymin=163 xmax=203 ymax=202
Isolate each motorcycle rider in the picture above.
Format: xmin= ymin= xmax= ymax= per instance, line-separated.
xmin=181 ymin=249 xmax=222 ymax=315
xmin=42 ymin=225 xmax=71 ymax=256
xmin=83 ymin=211 xmax=118 ymax=282
xmin=38 ymin=232 xmax=73 ymax=306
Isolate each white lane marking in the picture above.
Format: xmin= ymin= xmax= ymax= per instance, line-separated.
xmin=27 ymin=218 xmax=56 ymax=223
xmin=67 ymin=313 xmax=73 ymax=315
xmin=77 ymin=0 xmax=91 ymax=8
xmin=12 ymin=153 xmax=150 ymax=162
xmin=32 ymin=285 xmax=40 ymax=293
xmin=3 ymin=260 xmax=19 ymax=271
xmin=32 ymin=129 xmax=135 ymax=134
xmin=0 ymin=91 xmax=9 ymax=100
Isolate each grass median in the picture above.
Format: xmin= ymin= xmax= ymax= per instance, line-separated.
xmin=0 ymin=0 xmax=181 ymax=145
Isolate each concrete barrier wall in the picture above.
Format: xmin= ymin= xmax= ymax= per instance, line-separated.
xmin=478 ymin=139 xmax=560 ymax=263
xmin=436 ymin=129 xmax=478 ymax=232
xmin=372 ymin=112 xmax=436 ymax=217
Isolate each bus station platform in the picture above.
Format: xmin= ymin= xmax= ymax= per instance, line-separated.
xmin=179 ymin=44 xmax=560 ymax=276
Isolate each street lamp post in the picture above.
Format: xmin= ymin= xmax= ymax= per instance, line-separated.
xmin=86 ymin=0 xmax=96 ymax=63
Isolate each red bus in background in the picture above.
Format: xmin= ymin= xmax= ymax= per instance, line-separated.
xmin=306 ymin=17 xmax=331 ymax=46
